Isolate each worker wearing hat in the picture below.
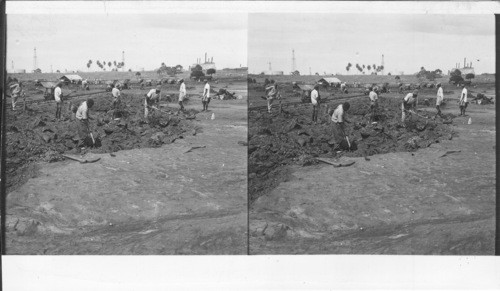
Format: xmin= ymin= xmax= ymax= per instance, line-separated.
xmin=435 ymin=83 xmax=444 ymax=118
xmin=459 ymin=83 xmax=468 ymax=116
xmin=144 ymin=86 xmax=161 ymax=118
xmin=202 ymin=80 xmax=211 ymax=111
xmin=75 ymin=98 xmax=94 ymax=147
xmin=54 ymin=81 xmax=64 ymax=120
xmin=310 ymin=84 xmax=320 ymax=122
xmin=329 ymin=101 xmax=352 ymax=150
xmin=178 ymin=79 xmax=186 ymax=113
xmin=402 ymin=90 xmax=418 ymax=122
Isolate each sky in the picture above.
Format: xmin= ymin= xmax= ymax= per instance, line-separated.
xmin=7 ymin=14 xmax=247 ymax=73
xmin=248 ymin=14 xmax=495 ymax=75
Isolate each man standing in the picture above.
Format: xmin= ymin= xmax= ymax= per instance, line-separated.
xmin=402 ymin=90 xmax=418 ymax=122
xmin=111 ymin=83 xmax=121 ymax=116
xmin=202 ymin=80 xmax=211 ymax=111
xmin=435 ymin=83 xmax=444 ymax=118
xmin=54 ymin=81 xmax=63 ymax=120
xmin=75 ymin=98 xmax=94 ymax=147
xmin=144 ymin=86 xmax=161 ymax=118
xmin=311 ymin=85 xmax=320 ymax=123
xmin=330 ymin=102 xmax=351 ymax=151
xmin=178 ymin=79 xmax=186 ymax=113
xmin=368 ymin=87 xmax=378 ymax=123
xmin=459 ymin=83 xmax=468 ymax=116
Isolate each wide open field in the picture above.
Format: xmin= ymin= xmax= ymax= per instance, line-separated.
xmin=4 ymin=72 xmax=248 ymax=255
xmin=248 ymin=74 xmax=495 ymax=254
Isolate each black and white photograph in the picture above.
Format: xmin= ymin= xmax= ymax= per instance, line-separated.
xmin=1 ymin=0 xmax=500 ymax=290
xmin=3 ymin=11 xmax=248 ymax=254
xmin=248 ymin=13 xmax=495 ymax=254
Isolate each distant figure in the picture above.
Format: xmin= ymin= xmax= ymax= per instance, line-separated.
xmin=75 ymin=98 xmax=94 ymax=147
xmin=178 ymin=79 xmax=186 ymax=113
xmin=402 ymin=90 xmax=418 ymax=122
xmin=459 ymin=83 xmax=468 ymax=116
xmin=340 ymin=82 xmax=348 ymax=94
xmin=368 ymin=88 xmax=378 ymax=123
xmin=202 ymin=80 xmax=211 ymax=111
xmin=54 ymin=82 xmax=63 ymax=120
xmin=9 ymin=81 xmax=25 ymax=111
xmin=265 ymin=81 xmax=278 ymax=114
xmin=82 ymin=79 xmax=89 ymax=90
xmin=311 ymin=85 xmax=320 ymax=122
xmin=330 ymin=102 xmax=351 ymax=151
xmin=111 ymin=83 xmax=121 ymax=108
xmin=145 ymin=86 xmax=161 ymax=118
xmin=435 ymin=83 xmax=443 ymax=118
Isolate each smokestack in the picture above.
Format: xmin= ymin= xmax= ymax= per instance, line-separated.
xmin=205 ymin=53 xmax=207 ymax=63
xmin=464 ymin=58 xmax=466 ymax=68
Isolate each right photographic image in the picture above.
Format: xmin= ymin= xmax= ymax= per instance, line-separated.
xmin=248 ymin=13 xmax=495 ymax=254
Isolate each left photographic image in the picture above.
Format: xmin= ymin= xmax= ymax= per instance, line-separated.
xmin=3 ymin=12 xmax=248 ymax=254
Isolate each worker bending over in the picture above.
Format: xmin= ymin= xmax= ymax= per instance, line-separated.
xmin=145 ymin=86 xmax=161 ymax=118
xmin=265 ymin=81 xmax=279 ymax=114
xmin=75 ymin=98 xmax=94 ymax=147
xmin=402 ymin=90 xmax=418 ymax=122
xmin=10 ymin=81 xmax=25 ymax=111
xmin=329 ymin=102 xmax=351 ymax=151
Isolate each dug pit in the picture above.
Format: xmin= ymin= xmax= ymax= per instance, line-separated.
xmin=5 ymin=92 xmax=199 ymax=193
xmin=248 ymin=97 xmax=457 ymax=203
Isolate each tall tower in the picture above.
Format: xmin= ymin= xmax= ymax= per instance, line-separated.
xmin=268 ymin=62 xmax=272 ymax=71
xmin=381 ymin=54 xmax=385 ymax=75
xmin=33 ymin=47 xmax=37 ymax=71
xmin=291 ymin=49 xmax=296 ymax=72
xmin=122 ymin=51 xmax=125 ymax=71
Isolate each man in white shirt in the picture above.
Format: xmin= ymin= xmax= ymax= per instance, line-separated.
xmin=435 ymin=83 xmax=444 ymax=118
xmin=459 ymin=83 xmax=468 ymax=116
xmin=178 ymin=79 xmax=186 ymax=113
xmin=144 ymin=86 xmax=161 ymax=118
xmin=402 ymin=90 xmax=418 ymax=122
xmin=202 ymin=80 xmax=211 ymax=111
xmin=311 ymin=85 xmax=320 ymax=122
xmin=54 ymin=82 xmax=63 ymax=120
xmin=329 ymin=102 xmax=351 ymax=150
xmin=368 ymin=88 xmax=378 ymax=123
xmin=111 ymin=84 xmax=121 ymax=114
xmin=75 ymin=98 xmax=94 ymax=146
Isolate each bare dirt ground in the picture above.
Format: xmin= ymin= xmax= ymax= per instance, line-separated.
xmin=4 ymin=75 xmax=248 ymax=254
xmin=249 ymin=75 xmax=495 ymax=255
